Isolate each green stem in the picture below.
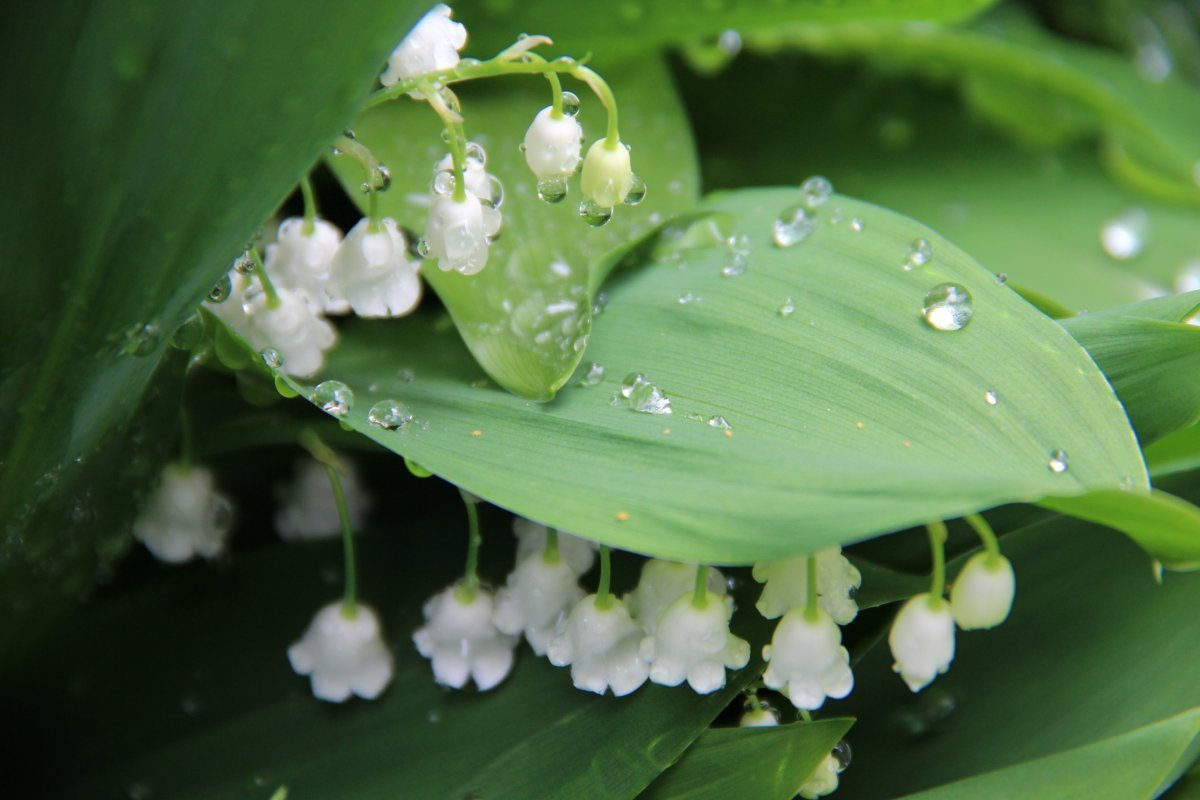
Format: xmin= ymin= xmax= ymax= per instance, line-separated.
xmin=927 ymin=521 xmax=948 ymax=598
xmin=571 ymin=65 xmax=620 ymax=145
xmin=458 ymin=491 xmax=482 ymax=602
xmin=595 ymin=545 xmax=613 ymax=609
xmin=799 ymin=709 xmax=814 ymax=723
xmin=323 ymin=463 xmax=358 ymax=617
xmin=527 ymin=52 xmax=565 ymax=117
xmin=364 ymin=56 xmax=584 ymax=110
xmin=543 ymin=527 xmax=560 ymax=563
xmin=249 ymin=249 xmax=280 ymax=309
xmin=425 ymin=86 xmax=469 ymax=203
xmin=366 ymin=189 xmax=380 ymax=229
xmin=300 ymin=175 xmax=317 ymax=234
xmin=964 ymin=513 xmax=1001 ymax=559
xmin=804 ymin=554 xmax=819 ymax=620
xmin=692 ymin=564 xmax=709 ymax=608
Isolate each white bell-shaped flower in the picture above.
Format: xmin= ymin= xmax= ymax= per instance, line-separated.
xmin=435 ymin=153 xmax=496 ymax=204
xmin=379 ymin=4 xmax=467 ymax=93
xmin=424 ymin=193 xmax=498 ymax=275
xmin=580 ymin=139 xmax=634 ymax=208
xmin=413 ymin=585 xmax=518 ymax=690
xmin=513 ymin=517 xmax=597 ymax=576
xmin=762 ymin=608 xmax=854 ymax=710
xmin=889 ymin=593 xmax=955 ymax=692
xmin=753 ymin=549 xmax=862 ymax=625
xmin=288 ymin=601 xmax=394 ymax=702
xmin=950 ymin=553 xmax=1015 ymax=630
xmin=274 ymin=457 xmax=372 ymax=541
xmin=327 ymin=218 xmax=422 ymax=318
xmin=641 ymin=591 xmax=750 ymax=694
xmin=739 ymin=706 xmax=780 ymax=727
xmin=624 ymin=559 xmax=727 ymax=633
xmin=493 ymin=551 xmax=584 ymax=655
xmin=523 ymin=107 xmax=584 ymax=182
xmin=242 ymin=285 xmax=337 ymax=378
xmin=547 ymin=595 xmax=649 ymax=696
xmin=799 ymin=753 xmax=842 ymax=799
xmin=263 ymin=217 xmax=347 ymax=314
xmin=133 ymin=464 xmax=232 ymax=563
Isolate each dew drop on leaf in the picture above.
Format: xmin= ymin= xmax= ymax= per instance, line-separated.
xmin=311 ymin=381 xmax=353 ymax=418
xmin=921 ymin=283 xmax=973 ymax=331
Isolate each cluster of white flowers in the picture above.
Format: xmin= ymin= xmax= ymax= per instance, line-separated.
xmin=274 ymin=456 xmax=372 ymax=541
xmin=132 ymin=464 xmax=233 ymax=563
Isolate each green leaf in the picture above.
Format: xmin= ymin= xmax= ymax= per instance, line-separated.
xmin=1147 ymin=426 xmax=1200 ymax=480
xmin=329 ymin=56 xmax=699 ymax=400
xmin=267 ymin=187 xmax=1146 ymax=563
xmin=0 ymin=1 xmax=424 ymax=590
xmin=834 ymin=503 xmax=1200 ymax=799
xmin=7 ymin=514 xmax=768 ymax=799
xmin=1061 ymin=292 xmax=1200 ymax=446
xmin=1039 ymin=489 xmax=1200 ymax=570
xmin=639 ymin=719 xmax=854 ymax=800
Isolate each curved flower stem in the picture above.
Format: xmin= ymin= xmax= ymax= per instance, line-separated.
xmin=804 ymin=554 xmax=820 ymax=621
xmin=297 ymin=430 xmax=358 ymax=617
xmin=927 ymin=520 xmax=948 ymax=599
xmin=300 ymin=175 xmax=317 ymax=235
xmin=331 ymin=134 xmax=385 ymax=226
xmin=458 ymin=490 xmax=482 ymax=602
xmin=691 ymin=564 xmax=709 ymax=609
xmin=570 ymin=64 xmax=620 ymax=145
xmin=543 ymin=527 xmax=560 ymax=563
xmin=425 ymin=86 xmax=469 ymax=203
xmin=526 ymin=52 xmax=565 ymax=117
xmin=249 ymin=248 xmax=280 ymax=309
xmin=595 ymin=545 xmax=613 ymax=609
xmin=964 ymin=513 xmax=1001 ymax=559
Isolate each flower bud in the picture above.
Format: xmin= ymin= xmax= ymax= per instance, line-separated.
xmin=523 ymin=107 xmax=584 ymax=181
xmin=580 ymin=139 xmax=634 ymax=208
xmin=380 ymin=4 xmax=467 ymax=92
xmin=950 ymin=553 xmax=1015 ymax=630
xmin=888 ymin=593 xmax=955 ymax=692
xmin=424 ymin=193 xmax=499 ymax=275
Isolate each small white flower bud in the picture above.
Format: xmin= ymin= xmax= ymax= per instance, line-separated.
xmin=762 ymin=608 xmax=854 ymax=710
xmin=641 ymin=591 xmax=750 ymax=694
xmin=424 ymin=193 xmax=498 ymax=275
xmin=580 ymin=139 xmax=634 ymax=208
xmin=413 ymin=585 xmax=518 ymax=690
xmin=264 ymin=217 xmax=347 ymax=314
xmin=950 ymin=553 xmax=1015 ymax=630
xmin=547 ymin=595 xmax=649 ymax=696
xmin=133 ymin=464 xmax=232 ymax=563
xmin=889 ymin=593 xmax=955 ymax=692
xmin=328 ymin=218 xmax=422 ymax=318
xmin=274 ymin=457 xmax=371 ymax=541
xmin=288 ymin=602 xmax=394 ymax=702
xmin=380 ymin=4 xmax=467 ymax=92
xmin=242 ymin=285 xmax=337 ymax=378
xmin=523 ymin=107 xmax=584 ymax=181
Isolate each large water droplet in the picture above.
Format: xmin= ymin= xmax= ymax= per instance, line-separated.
xmin=368 ymin=400 xmax=413 ymax=431
xmin=778 ymin=297 xmax=796 ymax=317
xmin=772 ymin=206 xmax=816 ymax=248
xmin=561 ymin=91 xmax=581 ymax=117
xmin=922 ymin=283 xmax=974 ymax=331
xmin=904 ymin=239 xmax=932 ymax=270
xmin=1101 ymin=208 xmax=1148 ymax=260
xmin=464 ymin=141 xmax=487 ymax=167
xmin=121 ymin=322 xmax=161 ymax=356
xmin=233 ymin=251 xmax=256 ymax=275
xmin=432 ymin=169 xmax=456 ymax=196
xmin=208 ymin=274 xmax=233 ymax=303
xmin=801 ymin=175 xmax=833 ymax=208
xmin=623 ymin=175 xmax=647 ymax=206
xmin=832 ymin=739 xmax=852 ymax=772
xmin=615 ymin=373 xmax=672 ymax=414
xmin=312 ymin=381 xmax=354 ymax=418
xmin=577 ymin=362 xmax=605 ymax=386
xmin=579 ymin=199 xmax=613 ymax=227
xmin=1048 ymin=449 xmax=1070 ymax=474
xmin=260 ymin=348 xmax=283 ymax=369
xmin=537 ymin=177 xmax=568 ymax=204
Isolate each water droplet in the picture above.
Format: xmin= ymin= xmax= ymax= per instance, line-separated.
xmin=464 ymin=142 xmax=487 ymax=167
xmin=577 ymin=362 xmax=605 ymax=386
xmin=718 ymin=29 xmax=742 ymax=55
xmin=772 ymin=206 xmax=816 ymax=248
xmin=487 ymin=175 xmax=505 ymax=206
xmin=615 ymin=373 xmax=672 ymax=415
xmin=994 ymin=272 xmax=1008 ymax=286
xmin=579 ymin=199 xmax=613 ymax=227
xmin=169 ymin=314 xmax=204 ymax=350
xmin=593 ymin=292 xmax=609 ymax=316
xmin=677 ymin=292 xmax=701 ymax=304
xmin=375 ymin=164 xmax=392 ymax=191
xmin=312 ymin=381 xmax=353 ymax=418
xmin=1100 ymin=208 xmax=1147 ymax=261
xmin=623 ymin=175 xmax=647 ymax=206
xmin=367 ymin=400 xmax=413 ymax=431
xmin=1048 ymin=449 xmax=1070 ymax=474
xmin=984 ymin=390 xmax=998 ymax=406
xmin=398 ymin=368 xmax=415 ymax=382
xmin=904 ymin=239 xmax=932 ymax=270
xmin=561 ymin=91 xmax=581 ymax=117
xmin=801 ymin=175 xmax=833 ymax=208
xmin=432 ymin=169 xmax=456 ymax=196
xmin=723 ymin=233 xmax=751 ymax=275
xmin=121 ymin=322 xmax=160 ymax=356
xmin=233 ymin=251 xmax=256 ymax=275
xmin=706 ymin=415 xmax=731 ymax=430
xmin=537 ymin=177 xmax=568 ymax=204
xmin=416 ymin=239 xmax=432 ymax=259
xmin=208 ymin=274 xmax=233 ymax=303
xmin=921 ymin=283 xmax=973 ymax=331
xmin=260 ymin=348 xmax=283 ymax=369
xmin=832 ymin=739 xmax=852 ymax=772
xmin=850 ymin=217 xmax=865 ymax=233
xmin=777 ymin=297 xmax=796 ymax=317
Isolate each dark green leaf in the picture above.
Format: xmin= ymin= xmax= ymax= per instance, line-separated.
xmin=1039 ymin=488 xmax=1200 ymax=570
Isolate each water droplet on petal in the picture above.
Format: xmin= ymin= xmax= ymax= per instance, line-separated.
xmin=984 ymin=390 xmax=998 ymax=406
xmin=561 ymin=91 xmax=581 ymax=117
xmin=208 ymin=274 xmax=233 ymax=303
xmin=1101 ymin=208 xmax=1148 ymax=261
xmin=432 ymin=169 xmax=456 ymax=196
xmin=905 ymin=238 xmax=932 ymax=270
xmin=772 ymin=206 xmax=816 ymax=248
xmin=367 ymin=399 xmax=413 ymax=431
xmin=260 ymin=348 xmax=283 ymax=369
xmin=623 ymin=175 xmax=647 ymax=206
xmin=1048 ymin=449 xmax=1070 ymax=474
xmin=801 ymin=175 xmax=833 ymax=208
xmin=579 ymin=199 xmax=613 ymax=227
xmin=778 ymin=297 xmax=796 ymax=317
xmin=464 ymin=142 xmax=487 ymax=167
xmin=922 ymin=283 xmax=974 ymax=331
xmin=311 ymin=381 xmax=353 ymax=418
xmin=537 ymin=177 xmax=568 ymax=204
xmin=577 ymin=362 xmax=605 ymax=386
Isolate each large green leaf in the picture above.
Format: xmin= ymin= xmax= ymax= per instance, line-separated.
xmin=329 ymin=56 xmax=699 ymax=400
xmin=1039 ymin=489 xmax=1200 ymax=571
xmin=639 ymin=719 xmax=854 ymax=800
xmin=1060 ymin=292 xmax=1200 ymax=446
xmin=261 ymin=187 xmax=1148 ymax=563
xmin=6 ymin=510 xmax=770 ymax=799
xmin=833 ymin=500 xmax=1200 ymax=799
xmin=0 ymin=1 xmax=424 ymax=590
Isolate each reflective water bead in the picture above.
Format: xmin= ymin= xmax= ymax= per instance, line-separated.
xmin=622 ymin=175 xmax=647 ymax=206
xmin=312 ymin=381 xmax=354 ymax=418
xmin=832 ymin=739 xmax=852 ymax=772
xmin=984 ymin=390 xmax=998 ymax=406
xmin=487 ymin=175 xmax=505 ymax=207
xmin=677 ymin=292 xmax=701 ymax=304
xmin=718 ymin=29 xmax=742 ymax=55
xmin=994 ymin=273 xmax=1008 ymax=286
xmin=772 ymin=206 xmax=816 ymax=248
xmin=849 ymin=217 xmax=865 ymax=233
xmin=778 ymin=297 xmax=796 ymax=317
xmin=1100 ymin=208 xmax=1147 ymax=261
xmin=416 ymin=239 xmax=432 ymax=258
xmin=233 ymin=251 xmax=256 ymax=274
xmin=537 ymin=177 xmax=568 ymax=204
xmin=905 ymin=239 xmax=932 ymax=270
xmin=208 ymin=274 xmax=233 ymax=303
xmin=560 ymin=91 xmax=581 ymax=117
xmin=801 ymin=175 xmax=833 ymax=208
xmin=367 ymin=399 xmax=414 ymax=431
xmin=577 ymin=362 xmax=605 ymax=386
xmin=121 ymin=322 xmax=161 ymax=356
xmin=706 ymin=415 xmax=731 ymax=430
xmin=432 ymin=169 xmax=456 ymax=196
xmin=464 ymin=141 xmax=487 ymax=167
xmin=921 ymin=283 xmax=974 ymax=331
xmin=260 ymin=348 xmax=283 ymax=369
xmin=618 ymin=373 xmax=671 ymax=415
xmin=1048 ymin=449 xmax=1070 ymax=474
xmin=579 ymin=199 xmax=613 ymax=227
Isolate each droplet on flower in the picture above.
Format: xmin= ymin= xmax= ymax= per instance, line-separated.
xmin=561 ymin=91 xmax=581 ymax=117
xmin=260 ymin=348 xmax=283 ymax=369
xmin=615 ymin=373 xmax=671 ymax=415
xmin=1100 ymin=208 xmax=1148 ymax=261
xmin=233 ymin=250 xmax=256 ymax=275
xmin=367 ymin=399 xmax=413 ymax=431
xmin=904 ymin=239 xmax=932 ymax=270
xmin=432 ymin=169 xmax=456 ymax=196
xmin=778 ymin=297 xmax=796 ymax=317
xmin=208 ymin=274 xmax=233 ymax=303
xmin=1048 ymin=449 xmax=1070 ymax=474
xmin=577 ymin=362 xmax=605 ymax=386
xmin=772 ymin=206 xmax=816 ymax=248
xmin=416 ymin=239 xmax=432 ymax=259
xmin=464 ymin=142 xmax=487 ymax=167
xmin=622 ymin=175 xmax=647 ymax=206
xmin=801 ymin=175 xmax=833 ymax=208
xmin=921 ymin=283 xmax=974 ymax=331
xmin=579 ymin=199 xmax=613 ymax=227
xmin=312 ymin=380 xmax=354 ymax=418
xmin=537 ymin=177 xmax=568 ymax=204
